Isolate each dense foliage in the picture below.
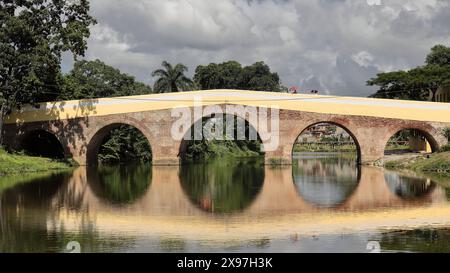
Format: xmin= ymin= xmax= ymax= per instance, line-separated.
xmin=60 ymin=59 xmax=152 ymax=100
xmin=194 ymin=61 xmax=285 ymax=91
xmin=0 ymin=0 xmax=96 ymax=144
xmin=98 ymin=125 xmax=152 ymax=164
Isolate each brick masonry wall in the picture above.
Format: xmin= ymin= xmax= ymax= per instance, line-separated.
xmin=3 ymin=105 xmax=449 ymax=166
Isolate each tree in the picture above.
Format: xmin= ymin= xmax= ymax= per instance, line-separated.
xmin=151 ymin=61 xmax=194 ymax=93
xmin=240 ymin=61 xmax=282 ymax=91
xmin=194 ymin=61 xmax=242 ymax=90
xmin=194 ymin=61 xmax=284 ymax=91
xmin=408 ymin=65 xmax=450 ymax=102
xmin=0 ymin=0 xmax=96 ymax=145
xmin=426 ymin=45 xmax=450 ymax=66
xmin=368 ymin=71 xmax=416 ymax=99
xmin=98 ymin=125 xmax=152 ymax=164
xmin=61 ymin=59 xmax=152 ymax=164
xmin=60 ymin=59 xmax=152 ymax=100
xmin=368 ymin=45 xmax=450 ymax=101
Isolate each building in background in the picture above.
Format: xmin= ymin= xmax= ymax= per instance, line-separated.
xmin=298 ymin=124 xmax=351 ymax=142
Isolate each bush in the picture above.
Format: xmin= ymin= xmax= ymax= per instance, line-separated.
xmin=441 ymin=144 xmax=450 ymax=152
xmin=443 ymin=127 xmax=450 ymax=141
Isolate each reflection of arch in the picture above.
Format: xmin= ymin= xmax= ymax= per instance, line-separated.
xmin=291 ymin=121 xmax=362 ymax=164
xmin=86 ymin=121 xmax=152 ymax=165
xmin=179 ymin=158 xmax=265 ymax=213
xmin=86 ymin=165 xmax=152 ymax=205
xmin=19 ymin=129 xmax=66 ymax=159
xmin=384 ymin=172 xmax=436 ymax=200
xmin=178 ymin=111 xmax=264 ymax=160
xmin=292 ymin=153 xmax=361 ymax=208
xmin=384 ymin=128 xmax=439 ymax=154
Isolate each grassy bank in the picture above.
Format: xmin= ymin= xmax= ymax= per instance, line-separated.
xmin=0 ymin=149 xmax=75 ymax=175
xmin=385 ymin=152 xmax=450 ymax=176
xmin=293 ymin=143 xmax=410 ymax=153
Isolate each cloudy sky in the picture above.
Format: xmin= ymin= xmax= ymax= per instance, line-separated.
xmin=62 ymin=0 xmax=450 ymax=97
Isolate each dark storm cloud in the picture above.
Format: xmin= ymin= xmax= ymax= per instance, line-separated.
xmin=64 ymin=0 xmax=450 ymax=97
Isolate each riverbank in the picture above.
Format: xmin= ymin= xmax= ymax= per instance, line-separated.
xmin=293 ymin=143 xmax=410 ymax=153
xmin=384 ymin=152 xmax=450 ymax=176
xmin=0 ymin=149 xmax=75 ymax=175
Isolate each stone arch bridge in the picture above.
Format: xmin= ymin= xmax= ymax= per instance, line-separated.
xmin=3 ymin=90 xmax=450 ymax=165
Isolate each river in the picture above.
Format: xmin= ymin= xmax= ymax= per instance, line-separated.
xmin=1 ymin=152 xmax=450 ymax=253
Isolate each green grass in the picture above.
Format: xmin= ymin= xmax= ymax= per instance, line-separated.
xmin=208 ymin=141 xmax=261 ymax=158
xmin=0 ymin=149 xmax=75 ymax=175
xmin=385 ymin=151 xmax=450 ymax=176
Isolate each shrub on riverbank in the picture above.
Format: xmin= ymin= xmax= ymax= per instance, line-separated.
xmin=385 ymin=151 xmax=450 ymax=176
xmin=441 ymin=144 xmax=450 ymax=152
xmin=184 ymin=140 xmax=262 ymax=161
xmin=0 ymin=149 xmax=75 ymax=175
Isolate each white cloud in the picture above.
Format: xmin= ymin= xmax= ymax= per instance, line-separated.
xmin=352 ymin=51 xmax=374 ymax=68
xmin=62 ymin=0 xmax=450 ymax=97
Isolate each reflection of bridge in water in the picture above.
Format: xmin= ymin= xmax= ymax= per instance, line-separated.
xmin=46 ymin=165 xmax=449 ymax=241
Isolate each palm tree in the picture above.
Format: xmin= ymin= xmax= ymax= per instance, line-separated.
xmin=151 ymin=61 xmax=194 ymax=93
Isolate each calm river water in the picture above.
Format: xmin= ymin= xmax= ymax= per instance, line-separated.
xmin=1 ymin=153 xmax=450 ymax=253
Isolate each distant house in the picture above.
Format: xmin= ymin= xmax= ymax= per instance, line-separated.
xmin=299 ymin=124 xmax=351 ymax=142
xmin=431 ymin=86 xmax=450 ymax=102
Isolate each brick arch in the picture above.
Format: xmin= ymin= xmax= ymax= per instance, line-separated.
xmin=382 ymin=124 xmax=443 ymax=153
xmin=17 ymin=128 xmax=70 ymax=159
xmin=289 ymin=120 xmax=363 ymax=164
xmin=85 ymin=117 xmax=153 ymax=165
xmin=176 ymin=105 xmax=265 ymax=160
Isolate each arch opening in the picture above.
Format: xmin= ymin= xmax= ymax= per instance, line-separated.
xmin=19 ymin=130 xmax=65 ymax=159
xmin=87 ymin=124 xmax=152 ymax=166
xmin=384 ymin=172 xmax=436 ymax=200
xmin=384 ymin=129 xmax=438 ymax=156
xmin=292 ymin=122 xmax=361 ymax=163
xmin=179 ymin=113 xmax=265 ymax=162
xmin=291 ymin=122 xmax=361 ymax=208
